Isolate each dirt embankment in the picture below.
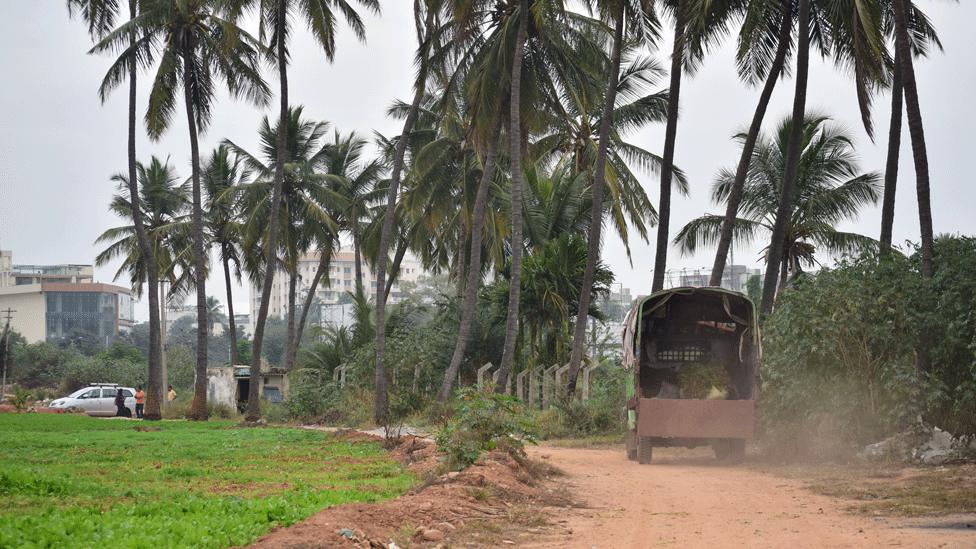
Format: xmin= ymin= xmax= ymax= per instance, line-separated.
xmin=251 ymin=434 xmax=566 ymax=548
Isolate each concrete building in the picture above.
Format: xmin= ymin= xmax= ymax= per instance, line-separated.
xmin=0 ymin=251 xmax=133 ymax=345
xmin=249 ymin=247 xmax=423 ymax=326
xmin=0 ymin=283 xmax=134 ymax=345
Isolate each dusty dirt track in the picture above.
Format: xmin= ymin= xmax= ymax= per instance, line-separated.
xmin=524 ymin=445 xmax=976 ymax=548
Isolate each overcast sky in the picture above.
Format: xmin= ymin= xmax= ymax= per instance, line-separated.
xmin=1 ymin=1 xmax=973 ymax=321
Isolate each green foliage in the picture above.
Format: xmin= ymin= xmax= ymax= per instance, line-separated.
xmin=10 ymin=342 xmax=71 ymax=388
xmin=10 ymin=387 xmax=33 ymax=412
xmin=435 ymin=387 xmax=537 ymax=470
xmin=761 ymin=236 xmax=976 ymax=460
xmin=534 ymin=363 xmax=628 ymax=439
xmin=0 ymin=415 xmax=413 ymax=547
xmin=60 ymin=354 xmax=146 ymax=394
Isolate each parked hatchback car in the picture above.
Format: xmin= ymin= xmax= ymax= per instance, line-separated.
xmin=49 ymin=384 xmax=137 ymax=417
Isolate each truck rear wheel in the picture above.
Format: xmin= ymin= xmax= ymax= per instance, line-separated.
xmin=638 ymin=437 xmax=653 ymax=464
xmin=712 ymin=440 xmax=730 ymax=460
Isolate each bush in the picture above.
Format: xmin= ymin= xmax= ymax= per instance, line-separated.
xmin=10 ymin=342 xmax=70 ymax=389
xmin=531 ymin=363 xmax=628 ymax=439
xmin=760 ymin=237 xmax=976 ymax=460
xmin=435 ymin=386 xmax=537 ymax=470
xmin=61 ymin=355 xmax=146 ymax=394
xmin=10 ymin=387 xmax=33 ymax=412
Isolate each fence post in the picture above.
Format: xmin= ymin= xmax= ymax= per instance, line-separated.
xmin=477 ymin=362 xmax=495 ymax=387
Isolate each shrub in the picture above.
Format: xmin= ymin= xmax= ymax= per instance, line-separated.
xmin=760 ymin=237 xmax=976 ymax=460
xmin=435 ymin=386 xmax=537 ymax=470
xmin=60 ymin=355 xmax=146 ymax=394
xmin=10 ymin=387 xmax=33 ymax=412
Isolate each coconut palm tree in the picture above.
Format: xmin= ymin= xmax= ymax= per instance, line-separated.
xmin=676 ymin=114 xmax=881 ymax=287
xmin=878 ymin=2 xmax=941 ymax=253
xmin=202 ymin=145 xmax=248 ymax=364
xmin=558 ymin=0 xmax=668 ymax=393
xmin=319 ymin=130 xmax=386 ymax=291
xmin=227 ymin=107 xmax=342 ymax=373
xmin=889 ymin=0 xmax=937 ymax=274
xmin=93 ymin=0 xmax=270 ymax=419
xmin=230 ymin=0 xmax=378 ymax=423
xmin=95 ymin=157 xmax=191 ymax=298
xmin=70 ymin=0 xmax=166 ymax=420
xmin=373 ymin=0 xmax=443 ymax=423
xmin=709 ymin=0 xmax=793 ymax=285
xmin=205 ymin=296 xmax=226 ymax=335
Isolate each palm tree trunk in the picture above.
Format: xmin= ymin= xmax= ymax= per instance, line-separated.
xmin=247 ymin=0 xmax=290 ymax=422
xmin=221 ymin=248 xmax=238 ymax=365
xmin=373 ymin=8 xmax=437 ymax=423
xmin=651 ymin=7 xmax=687 ymax=292
xmin=439 ymin=121 xmax=502 ymax=401
xmin=710 ymin=1 xmax=792 ymax=285
xmin=282 ymin=269 xmax=297 ymax=369
xmin=352 ymin=212 xmax=363 ymax=291
xmin=494 ymin=0 xmax=530 ymax=393
xmin=289 ymin=251 xmax=330 ymax=370
xmin=565 ymin=2 xmax=625 ymax=396
xmin=760 ymin=0 xmax=811 ymax=315
xmin=879 ymin=50 xmax=903 ymax=255
xmin=456 ymin=221 xmax=468 ymax=298
xmin=127 ymin=0 xmax=163 ymax=421
xmin=183 ymin=46 xmax=210 ymax=421
xmin=892 ymin=0 xmax=934 ymax=278
xmin=384 ymin=234 xmax=410 ymax=304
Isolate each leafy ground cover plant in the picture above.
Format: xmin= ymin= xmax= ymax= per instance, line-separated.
xmin=0 ymin=414 xmax=414 ymax=547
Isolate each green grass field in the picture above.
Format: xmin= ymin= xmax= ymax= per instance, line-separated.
xmin=0 ymin=414 xmax=414 ymax=548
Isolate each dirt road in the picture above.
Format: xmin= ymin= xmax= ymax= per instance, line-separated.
xmin=524 ymin=445 xmax=976 ymax=549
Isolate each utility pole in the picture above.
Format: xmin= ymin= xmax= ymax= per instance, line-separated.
xmin=1 ymin=308 xmax=15 ymax=403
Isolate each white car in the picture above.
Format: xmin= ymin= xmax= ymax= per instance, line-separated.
xmin=50 ymin=384 xmax=137 ymax=417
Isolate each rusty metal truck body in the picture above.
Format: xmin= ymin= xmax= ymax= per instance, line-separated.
xmin=623 ymin=287 xmax=761 ymax=464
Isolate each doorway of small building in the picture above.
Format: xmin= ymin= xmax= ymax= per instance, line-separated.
xmin=236 ymin=378 xmax=250 ymax=413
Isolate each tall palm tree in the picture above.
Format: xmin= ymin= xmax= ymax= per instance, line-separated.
xmin=758 ymin=0 xmax=810 ymax=312
xmin=97 ymin=157 xmax=192 ymax=387
xmin=651 ymin=0 xmax=742 ymax=291
xmin=879 ymin=3 xmax=940 ymax=253
xmin=890 ymin=0 xmax=935 ymax=276
xmin=93 ymin=0 xmax=270 ymax=420
xmin=319 ymin=130 xmax=386 ymax=291
xmin=96 ymin=157 xmax=191 ymax=296
xmin=206 ymin=296 xmax=226 ymax=335
xmin=71 ymin=0 xmax=166 ymax=420
xmin=492 ymin=0 xmax=531 ymax=394
xmin=566 ymin=0 xmax=660 ymax=395
xmin=709 ymin=0 xmax=793 ymax=285
xmin=676 ymin=114 xmax=881 ymax=285
xmin=228 ymin=107 xmax=341 ymax=373
xmin=232 ymin=0 xmax=378 ymax=423
xmin=374 ymin=1 xmax=442 ymax=423
xmin=202 ymin=145 xmax=248 ymax=364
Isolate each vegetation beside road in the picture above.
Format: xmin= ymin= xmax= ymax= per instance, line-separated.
xmin=0 ymin=415 xmax=413 ymax=548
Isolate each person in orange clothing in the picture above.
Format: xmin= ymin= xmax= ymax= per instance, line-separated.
xmin=134 ymin=385 xmax=145 ymax=419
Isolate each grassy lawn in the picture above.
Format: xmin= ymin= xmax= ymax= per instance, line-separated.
xmin=0 ymin=414 xmax=414 ymax=548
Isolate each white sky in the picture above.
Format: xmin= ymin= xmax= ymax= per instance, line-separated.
xmin=1 ymin=1 xmax=973 ymax=321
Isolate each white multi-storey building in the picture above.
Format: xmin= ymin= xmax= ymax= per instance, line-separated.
xmin=248 ymin=248 xmax=423 ymax=329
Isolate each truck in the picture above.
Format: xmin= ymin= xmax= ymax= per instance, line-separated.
xmin=622 ymin=287 xmax=761 ymax=464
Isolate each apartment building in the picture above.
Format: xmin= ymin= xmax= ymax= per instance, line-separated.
xmin=248 ymin=247 xmax=423 ymax=325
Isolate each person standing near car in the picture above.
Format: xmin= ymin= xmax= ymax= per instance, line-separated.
xmin=134 ymin=386 xmax=145 ymax=418
xmin=114 ymin=388 xmax=127 ymax=417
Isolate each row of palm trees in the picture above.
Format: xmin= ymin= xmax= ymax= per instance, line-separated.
xmin=72 ymin=0 xmax=947 ymax=423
